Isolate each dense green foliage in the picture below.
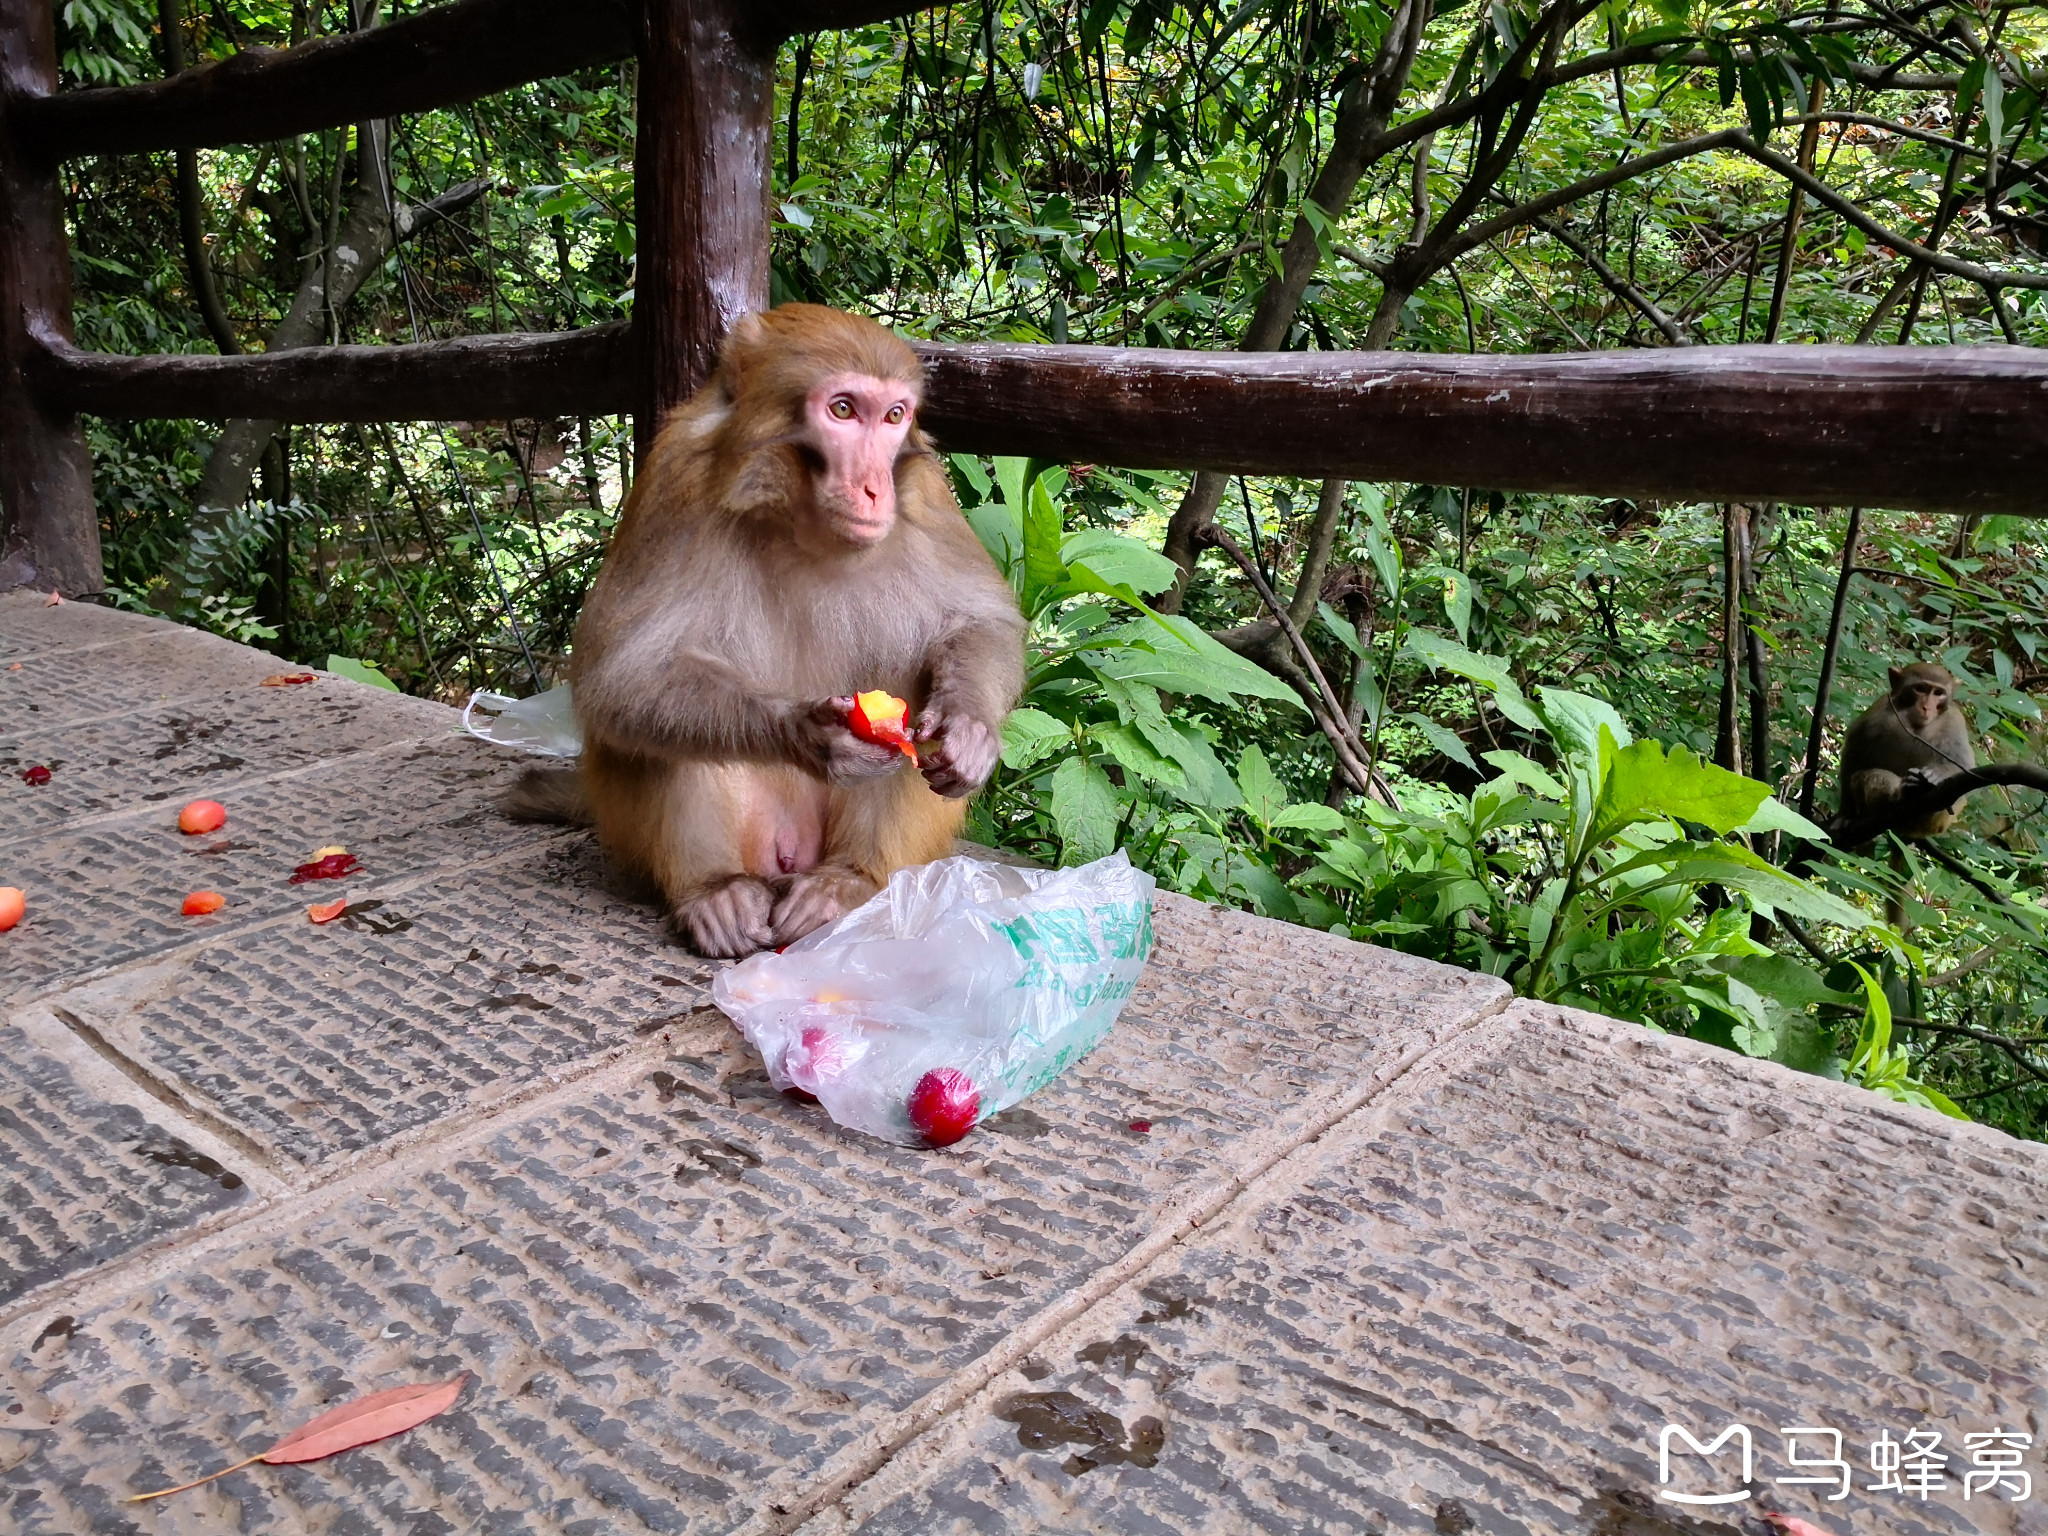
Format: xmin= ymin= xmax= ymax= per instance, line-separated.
xmin=54 ymin=0 xmax=2048 ymax=1132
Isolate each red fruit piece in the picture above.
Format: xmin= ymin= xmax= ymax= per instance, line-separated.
xmin=1127 ymin=1120 xmax=1152 ymax=1134
xmin=182 ymin=891 xmax=226 ymax=916
xmin=178 ymin=799 xmax=227 ymax=835
xmin=290 ymin=852 xmax=360 ymax=884
xmin=21 ymin=765 xmax=51 ymax=786
xmin=0 ymin=887 xmax=24 ymax=933
xmin=307 ymin=898 xmax=348 ymax=924
xmin=908 ymin=1067 xmax=980 ymax=1147
xmin=260 ymin=672 xmax=318 ymax=687
xmin=847 ymin=690 xmax=917 ymax=758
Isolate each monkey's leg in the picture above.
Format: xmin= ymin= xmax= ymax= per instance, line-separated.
xmin=644 ymin=762 xmax=829 ymax=957
xmin=769 ymin=768 xmax=966 ymax=946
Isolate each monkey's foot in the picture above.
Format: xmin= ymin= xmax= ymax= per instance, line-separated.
xmin=770 ymin=868 xmax=879 ymax=948
xmin=672 ymin=875 xmax=776 ymax=958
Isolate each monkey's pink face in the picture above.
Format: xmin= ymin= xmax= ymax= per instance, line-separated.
xmin=803 ymin=373 xmax=920 ymax=547
xmin=1902 ymin=681 xmax=1950 ymax=728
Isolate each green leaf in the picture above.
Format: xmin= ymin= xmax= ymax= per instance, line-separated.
xmin=1317 ymin=600 xmax=1366 ymax=659
xmin=1000 ymin=708 xmax=1072 ymax=771
xmin=1590 ymin=734 xmax=1765 ymax=844
xmin=1740 ymin=796 xmax=1828 ymax=840
xmin=1062 ymin=529 xmax=1180 ymax=597
xmin=1271 ymin=802 xmax=1347 ymax=833
xmin=1404 ymin=632 xmax=1541 ymax=731
xmin=1021 ymin=477 xmax=1068 ymax=612
xmin=1050 ymin=755 xmax=1121 ymax=864
xmin=950 ymin=453 xmax=992 ymax=498
xmin=1158 ymin=722 xmax=1242 ymax=810
xmin=1401 ymin=711 xmax=1478 ymax=773
xmin=1481 ymin=749 xmax=1564 ymax=799
xmin=1088 ymin=615 xmax=1303 ymax=708
xmin=326 ymin=654 xmax=400 ymax=692
xmin=1091 ymin=722 xmax=1188 ymax=790
xmin=966 ymin=499 xmax=1022 ymax=582
xmin=1236 ymin=744 xmax=1289 ymax=828
xmin=1421 ymin=565 xmax=1472 ymax=644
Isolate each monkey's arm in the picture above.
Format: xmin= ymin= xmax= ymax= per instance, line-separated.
xmin=914 ymin=614 xmax=1027 ymax=798
xmin=576 ymin=645 xmax=900 ymax=780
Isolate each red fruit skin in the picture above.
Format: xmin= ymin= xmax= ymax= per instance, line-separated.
xmin=290 ymin=853 xmax=360 ymax=884
xmin=847 ymin=694 xmax=917 ymax=757
xmin=21 ymin=765 xmax=51 ymax=786
xmin=0 ymin=888 xmax=24 ymax=932
xmin=181 ymin=891 xmax=226 ymax=916
xmin=178 ymin=799 xmax=227 ymax=835
xmin=907 ymin=1067 xmax=980 ymax=1147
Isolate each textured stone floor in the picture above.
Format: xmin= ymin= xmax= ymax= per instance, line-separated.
xmin=1 ymin=591 xmax=2045 ymax=1536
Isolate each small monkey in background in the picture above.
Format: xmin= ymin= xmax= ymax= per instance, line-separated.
xmin=1838 ymin=662 xmax=1976 ymax=836
xmin=510 ymin=305 xmax=1024 ymax=956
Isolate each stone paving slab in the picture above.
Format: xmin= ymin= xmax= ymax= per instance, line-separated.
xmin=0 ymin=1015 xmax=254 ymax=1305
xmin=827 ymin=1003 xmax=2048 ymax=1536
xmin=0 ymin=592 xmax=183 ymax=656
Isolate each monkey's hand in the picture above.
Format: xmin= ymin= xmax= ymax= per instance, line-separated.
xmin=913 ymin=708 xmax=1000 ymax=798
xmin=797 ymin=698 xmax=909 ymax=782
xmin=1900 ymin=765 xmax=1951 ymax=793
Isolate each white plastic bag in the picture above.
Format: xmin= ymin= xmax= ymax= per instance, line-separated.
xmin=462 ymin=683 xmax=582 ymax=757
xmin=712 ymin=851 xmax=1156 ymax=1146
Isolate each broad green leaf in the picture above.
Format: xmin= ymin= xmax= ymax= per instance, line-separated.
xmin=1090 ymin=615 xmax=1302 ymax=708
xmin=1050 ymin=755 xmax=1121 ymax=864
xmin=1091 ymin=722 xmax=1187 ymax=790
xmin=1236 ymin=744 xmax=1289 ymax=828
xmin=1591 ymin=735 xmax=1766 ymax=843
xmin=966 ymin=499 xmax=1022 ymax=582
xmin=949 ymin=453 xmax=992 ymax=498
xmin=1159 ymin=722 xmax=1241 ymax=810
xmin=1404 ymin=631 xmax=1541 ymax=731
xmin=1229 ymin=857 xmax=1301 ymax=920
xmin=326 ymin=654 xmax=400 ymax=692
xmin=1000 ymin=708 xmax=1071 ymax=771
xmin=1317 ymin=600 xmax=1367 ymax=659
xmin=1401 ymin=711 xmax=1478 ymax=773
xmin=1482 ymin=749 xmax=1565 ymax=799
xmin=1740 ymin=796 xmax=1828 ymax=840
xmin=1062 ymin=529 xmax=1179 ymax=596
xmin=1021 ymin=477 xmax=1068 ymax=612
xmin=993 ymin=455 xmax=1030 ymax=513
xmin=1421 ymin=565 xmax=1472 ymax=643
xmin=1271 ymin=802 xmax=1347 ymax=833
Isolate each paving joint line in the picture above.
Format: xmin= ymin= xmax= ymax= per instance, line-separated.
xmin=737 ymin=984 xmax=1517 ymax=1536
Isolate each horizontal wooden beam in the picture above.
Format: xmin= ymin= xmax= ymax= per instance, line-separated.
xmin=29 ymin=325 xmax=2048 ymax=516
xmin=914 ymin=341 xmax=2048 ymax=517
xmin=28 ymin=323 xmax=633 ymax=422
xmin=16 ymin=0 xmax=638 ymax=160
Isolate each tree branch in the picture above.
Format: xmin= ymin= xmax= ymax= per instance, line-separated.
xmin=1825 ymin=762 xmax=2048 ymax=849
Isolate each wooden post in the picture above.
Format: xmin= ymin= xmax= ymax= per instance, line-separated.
xmin=635 ymin=0 xmax=773 ymax=449
xmin=0 ymin=0 xmax=99 ymax=595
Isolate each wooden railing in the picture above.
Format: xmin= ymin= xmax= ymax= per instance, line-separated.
xmin=2 ymin=0 xmax=2045 ymax=597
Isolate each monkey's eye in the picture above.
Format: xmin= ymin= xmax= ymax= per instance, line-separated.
xmin=829 ymin=397 xmax=855 ymax=420
xmin=885 ymin=404 xmax=906 ymax=425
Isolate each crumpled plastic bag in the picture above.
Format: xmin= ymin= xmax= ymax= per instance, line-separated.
xmin=712 ymin=851 xmax=1156 ymax=1146
xmin=462 ymin=683 xmax=581 ymax=757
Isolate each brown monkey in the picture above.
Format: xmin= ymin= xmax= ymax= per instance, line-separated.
xmin=1838 ymin=662 xmax=1977 ymax=836
xmin=511 ymin=304 xmax=1024 ymax=956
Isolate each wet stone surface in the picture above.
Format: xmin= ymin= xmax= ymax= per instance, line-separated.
xmin=3 ymin=593 xmax=2046 ymax=1536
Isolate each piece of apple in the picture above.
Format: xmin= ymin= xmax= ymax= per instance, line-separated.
xmin=0 ymin=887 xmax=24 ymax=933
xmin=847 ymin=690 xmax=917 ymax=757
xmin=181 ymin=891 xmax=227 ymax=916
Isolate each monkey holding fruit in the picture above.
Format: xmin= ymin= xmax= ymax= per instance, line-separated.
xmin=1837 ymin=662 xmax=1976 ymax=837
xmin=510 ymin=305 xmax=1024 ymax=956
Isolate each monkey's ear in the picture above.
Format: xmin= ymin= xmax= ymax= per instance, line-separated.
xmin=718 ymin=311 xmax=772 ymax=396
xmin=1889 ymin=666 xmax=1906 ymax=691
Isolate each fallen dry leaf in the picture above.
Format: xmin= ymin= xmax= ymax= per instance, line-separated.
xmin=20 ymin=765 xmax=51 ymax=786
xmin=261 ymin=672 xmax=318 ymax=687
xmin=129 ymin=1372 xmax=470 ymax=1502
xmin=307 ymin=898 xmax=348 ymax=924
xmin=290 ymin=852 xmax=359 ymax=884
xmin=0 ymin=888 xmax=23 ymax=933
xmin=43 ymin=590 xmax=62 ymax=607
xmin=181 ymin=891 xmax=227 ymax=916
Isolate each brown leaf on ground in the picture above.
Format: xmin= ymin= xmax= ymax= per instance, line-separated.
xmin=129 ymin=1373 xmax=470 ymax=1502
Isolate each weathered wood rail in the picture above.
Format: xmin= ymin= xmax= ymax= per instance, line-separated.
xmin=2 ymin=0 xmax=2044 ymax=598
